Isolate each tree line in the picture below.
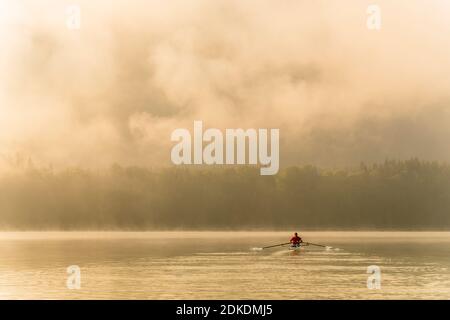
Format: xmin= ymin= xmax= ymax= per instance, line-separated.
xmin=0 ymin=159 xmax=449 ymax=230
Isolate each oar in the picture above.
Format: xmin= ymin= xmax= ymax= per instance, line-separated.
xmin=262 ymin=242 xmax=291 ymax=249
xmin=306 ymin=242 xmax=330 ymax=248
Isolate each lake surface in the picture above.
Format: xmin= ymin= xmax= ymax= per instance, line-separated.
xmin=0 ymin=231 xmax=449 ymax=299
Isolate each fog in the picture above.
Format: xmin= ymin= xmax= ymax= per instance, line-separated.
xmin=1 ymin=160 xmax=450 ymax=230
xmin=1 ymin=0 xmax=450 ymax=170
xmin=1 ymin=1 xmax=450 ymax=229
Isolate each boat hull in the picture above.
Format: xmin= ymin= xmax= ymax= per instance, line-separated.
xmin=288 ymin=244 xmax=307 ymax=250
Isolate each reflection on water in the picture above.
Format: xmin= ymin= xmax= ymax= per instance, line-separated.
xmin=0 ymin=232 xmax=449 ymax=299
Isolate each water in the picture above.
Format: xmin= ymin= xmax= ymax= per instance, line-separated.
xmin=0 ymin=231 xmax=449 ymax=299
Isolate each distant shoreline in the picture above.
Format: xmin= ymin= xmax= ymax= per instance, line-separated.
xmin=0 ymin=229 xmax=449 ymax=232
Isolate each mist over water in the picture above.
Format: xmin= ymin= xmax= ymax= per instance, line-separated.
xmin=0 ymin=231 xmax=449 ymax=299
xmin=1 ymin=1 xmax=450 ymax=230
xmin=1 ymin=1 xmax=450 ymax=301
xmin=0 ymin=160 xmax=449 ymax=230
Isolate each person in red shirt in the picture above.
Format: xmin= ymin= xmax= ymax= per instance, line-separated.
xmin=290 ymin=232 xmax=303 ymax=247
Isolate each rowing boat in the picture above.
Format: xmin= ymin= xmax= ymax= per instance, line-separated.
xmin=288 ymin=243 xmax=309 ymax=251
xmin=261 ymin=241 xmax=329 ymax=251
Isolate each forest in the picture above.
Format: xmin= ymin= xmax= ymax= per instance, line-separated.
xmin=0 ymin=159 xmax=449 ymax=230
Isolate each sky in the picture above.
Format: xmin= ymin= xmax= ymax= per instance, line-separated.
xmin=1 ymin=0 xmax=450 ymax=171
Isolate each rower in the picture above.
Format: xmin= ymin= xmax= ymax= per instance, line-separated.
xmin=290 ymin=232 xmax=303 ymax=247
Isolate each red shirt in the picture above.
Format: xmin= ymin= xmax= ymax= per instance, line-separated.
xmin=290 ymin=236 xmax=302 ymax=244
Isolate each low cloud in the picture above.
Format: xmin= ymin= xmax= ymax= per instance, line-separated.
xmin=1 ymin=0 xmax=450 ymax=171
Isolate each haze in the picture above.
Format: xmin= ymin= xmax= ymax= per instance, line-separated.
xmin=1 ymin=0 xmax=450 ymax=171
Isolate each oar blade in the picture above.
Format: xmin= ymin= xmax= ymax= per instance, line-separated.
xmin=306 ymin=242 xmax=333 ymax=249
